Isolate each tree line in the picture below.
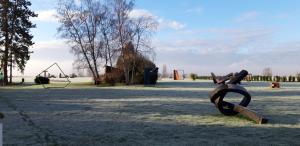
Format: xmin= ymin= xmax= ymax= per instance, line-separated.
xmin=0 ymin=0 xmax=37 ymax=85
xmin=57 ymin=0 xmax=158 ymax=85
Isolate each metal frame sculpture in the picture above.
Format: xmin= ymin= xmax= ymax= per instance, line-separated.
xmin=174 ymin=70 xmax=185 ymax=80
xmin=210 ymin=70 xmax=268 ymax=124
xmin=36 ymin=63 xmax=71 ymax=89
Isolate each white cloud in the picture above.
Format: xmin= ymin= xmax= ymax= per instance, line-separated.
xmin=20 ymin=59 xmax=74 ymax=77
xmin=32 ymin=40 xmax=68 ymax=51
xmin=155 ymin=40 xmax=300 ymax=76
xmin=33 ymin=9 xmax=58 ymax=23
xmin=35 ymin=8 xmax=186 ymax=30
xmin=228 ymin=60 xmax=253 ymax=69
xmin=75 ymin=0 xmax=81 ymax=6
xmin=158 ymin=19 xmax=186 ymax=30
xmin=153 ymin=26 xmax=300 ymax=75
xmin=17 ymin=39 xmax=74 ymax=76
xmin=129 ymin=9 xmax=157 ymax=19
xmin=155 ymin=27 xmax=273 ymax=54
xmin=235 ymin=11 xmax=259 ymax=22
xmin=185 ymin=7 xmax=202 ymax=15
xmin=130 ymin=9 xmax=186 ymax=30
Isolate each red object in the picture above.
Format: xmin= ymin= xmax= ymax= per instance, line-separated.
xmin=174 ymin=70 xmax=180 ymax=80
xmin=271 ymin=82 xmax=280 ymax=88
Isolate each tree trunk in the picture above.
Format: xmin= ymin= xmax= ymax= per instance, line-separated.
xmin=9 ymin=53 xmax=12 ymax=83
xmin=92 ymin=58 xmax=100 ymax=85
xmin=121 ymin=51 xmax=130 ymax=85
xmin=8 ymin=0 xmax=18 ymax=84
xmin=130 ymin=34 xmax=141 ymax=84
xmin=1 ymin=0 xmax=9 ymax=85
xmin=3 ymin=50 xmax=8 ymax=85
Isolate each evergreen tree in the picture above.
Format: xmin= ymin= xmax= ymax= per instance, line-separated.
xmin=0 ymin=0 xmax=37 ymax=85
xmin=0 ymin=0 xmax=10 ymax=85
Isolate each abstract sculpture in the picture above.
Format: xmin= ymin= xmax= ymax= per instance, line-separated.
xmin=174 ymin=70 xmax=185 ymax=80
xmin=210 ymin=70 xmax=268 ymax=124
xmin=36 ymin=63 xmax=71 ymax=89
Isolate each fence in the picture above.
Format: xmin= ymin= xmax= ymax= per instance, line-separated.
xmin=197 ymin=75 xmax=300 ymax=82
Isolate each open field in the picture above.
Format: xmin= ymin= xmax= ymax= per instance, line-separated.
xmin=0 ymin=80 xmax=300 ymax=145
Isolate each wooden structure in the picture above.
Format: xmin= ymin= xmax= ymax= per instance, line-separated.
xmin=174 ymin=70 xmax=185 ymax=80
xmin=210 ymin=70 xmax=268 ymax=124
xmin=102 ymin=66 xmax=125 ymax=84
xmin=174 ymin=70 xmax=179 ymax=80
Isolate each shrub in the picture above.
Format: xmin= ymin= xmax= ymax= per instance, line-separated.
xmin=115 ymin=42 xmax=157 ymax=85
xmin=105 ymin=77 xmax=116 ymax=86
xmin=190 ymin=73 xmax=198 ymax=81
xmin=35 ymin=76 xmax=50 ymax=84
xmin=70 ymin=73 xmax=77 ymax=78
xmin=103 ymin=66 xmax=125 ymax=85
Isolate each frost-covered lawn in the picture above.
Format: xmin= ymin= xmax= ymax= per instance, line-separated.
xmin=0 ymin=80 xmax=299 ymax=145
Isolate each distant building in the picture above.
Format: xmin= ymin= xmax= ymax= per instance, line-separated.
xmin=162 ymin=64 xmax=168 ymax=78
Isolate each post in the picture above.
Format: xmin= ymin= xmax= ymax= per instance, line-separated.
xmin=0 ymin=123 xmax=2 ymax=146
xmin=43 ymin=71 xmax=47 ymax=77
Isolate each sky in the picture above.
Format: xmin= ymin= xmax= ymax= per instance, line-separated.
xmin=19 ymin=0 xmax=300 ymax=76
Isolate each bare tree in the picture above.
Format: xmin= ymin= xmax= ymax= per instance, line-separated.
xmin=262 ymin=67 xmax=272 ymax=76
xmin=110 ymin=0 xmax=157 ymax=84
xmin=57 ymin=0 xmax=157 ymax=85
xmin=98 ymin=4 xmax=116 ymax=67
xmin=128 ymin=13 xmax=158 ymax=83
xmin=110 ymin=0 xmax=134 ymax=84
xmin=57 ymin=0 xmax=106 ymax=84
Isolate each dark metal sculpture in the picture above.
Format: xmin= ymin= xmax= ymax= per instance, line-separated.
xmin=210 ymin=70 xmax=268 ymax=124
xmin=211 ymin=72 xmax=233 ymax=84
xmin=36 ymin=63 xmax=71 ymax=89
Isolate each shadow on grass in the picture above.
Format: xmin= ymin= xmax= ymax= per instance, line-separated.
xmin=1 ymin=86 xmax=300 ymax=145
xmin=2 ymin=110 xmax=300 ymax=145
xmin=267 ymin=114 xmax=300 ymax=125
xmin=157 ymin=81 xmax=216 ymax=89
xmin=29 ymin=119 xmax=298 ymax=146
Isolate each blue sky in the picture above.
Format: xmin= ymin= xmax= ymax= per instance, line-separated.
xmin=20 ymin=0 xmax=300 ymax=76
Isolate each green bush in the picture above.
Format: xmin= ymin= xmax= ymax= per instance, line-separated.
xmin=115 ymin=42 xmax=157 ymax=85
xmin=35 ymin=76 xmax=50 ymax=84
xmin=0 ymin=70 xmax=3 ymax=81
xmin=190 ymin=73 xmax=198 ymax=81
xmin=70 ymin=73 xmax=77 ymax=78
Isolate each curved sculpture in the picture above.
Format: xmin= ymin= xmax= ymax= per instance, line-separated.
xmin=210 ymin=84 xmax=251 ymax=116
xmin=209 ymin=70 xmax=268 ymax=124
